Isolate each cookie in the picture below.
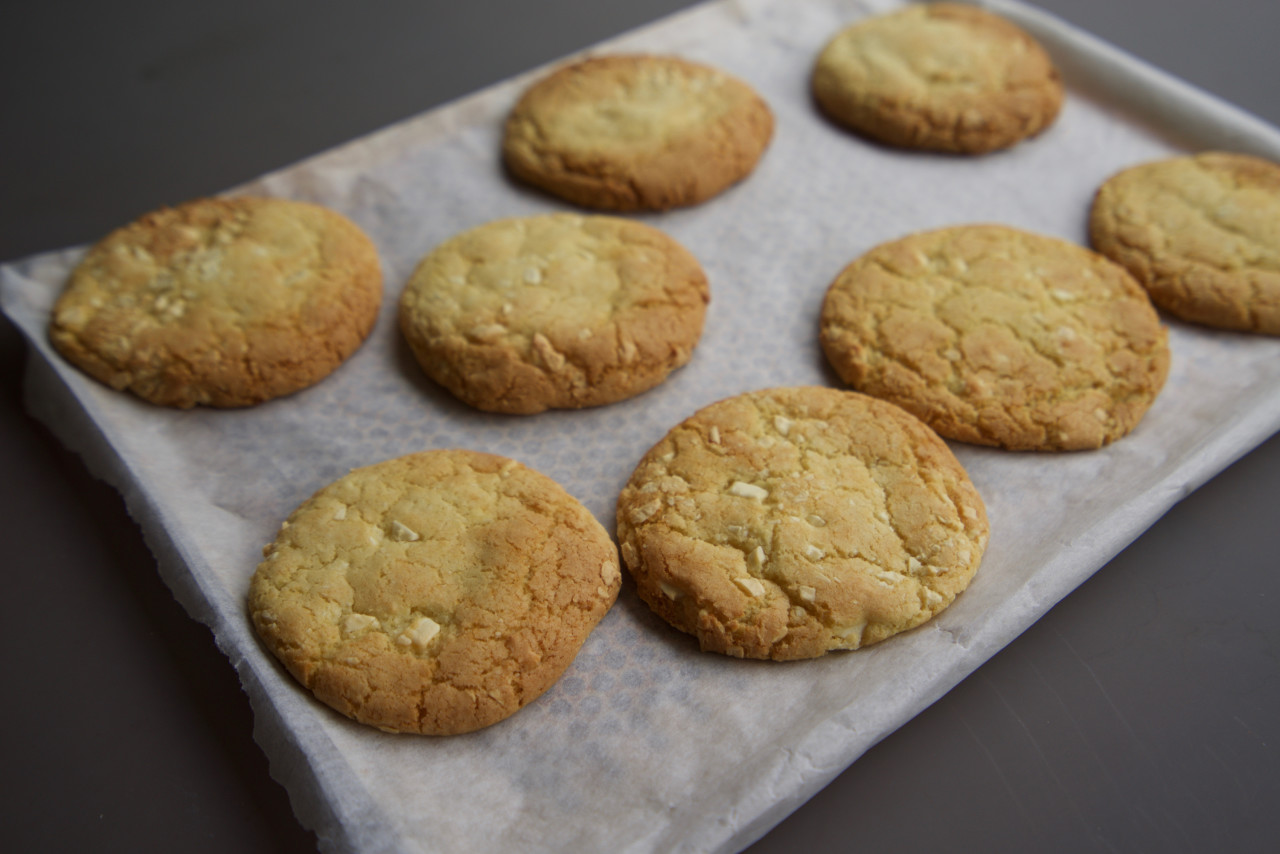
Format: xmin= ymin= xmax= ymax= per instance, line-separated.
xmin=502 ymin=54 xmax=774 ymax=211
xmin=811 ymin=3 xmax=1063 ymax=154
xmin=399 ymin=213 xmax=709 ymax=414
xmin=820 ymin=224 xmax=1170 ymax=451
xmin=1089 ymin=151 xmax=1280 ymax=334
xmin=616 ymin=386 xmax=988 ymax=660
xmin=249 ymin=449 xmax=620 ymax=735
xmin=49 ymin=196 xmax=382 ymax=408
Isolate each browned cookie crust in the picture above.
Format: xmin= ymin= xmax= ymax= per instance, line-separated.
xmin=820 ymin=225 xmax=1170 ymax=451
xmin=249 ymin=449 xmax=621 ymax=735
xmin=399 ymin=213 xmax=709 ymax=414
xmin=49 ymin=196 xmax=383 ymax=408
xmin=503 ymin=54 xmax=774 ymax=211
xmin=1089 ymin=151 xmax=1280 ymax=334
xmin=811 ymin=3 xmax=1063 ymax=154
xmin=616 ymin=386 xmax=989 ymax=660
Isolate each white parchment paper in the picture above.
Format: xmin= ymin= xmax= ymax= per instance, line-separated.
xmin=4 ymin=1 xmax=1280 ymax=852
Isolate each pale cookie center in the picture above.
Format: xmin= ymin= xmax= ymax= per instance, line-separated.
xmin=834 ymin=18 xmax=1019 ymax=96
xmin=64 ymin=208 xmax=326 ymax=336
xmin=554 ymin=69 xmax=729 ymax=147
xmin=418 ymin=218 xmax=650 ymax=346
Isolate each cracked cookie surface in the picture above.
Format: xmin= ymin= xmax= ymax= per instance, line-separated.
xmin=820 ymin=224 xmax=1170 ymax=451
xmin=503 ymin=54 xmax=773 ymax=211
xmin=616 ymin=386 xmax=988 ymax=660
xmin=249 ymin=449 xmax=620 ymax=735
xmin=1089 ymin=151 xmax=1280 ymax=334
xmin=399 ymin=213 xmax=709 ymax=413
xmin=49 ymin=196 xmax=382 ymax=408
xmin=811 ymin=3 xmax=1063 ymax=154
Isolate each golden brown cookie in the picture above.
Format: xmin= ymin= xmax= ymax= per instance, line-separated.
xmin=399 ymin=213 xmax=709 ymax=414
xmin=249 ymin=449 xmax=620 ymax=735
xmin=48 ymin=196 xmax=382 ymax=408
xmin=820 ymin=225 xmax=1170 ymax=451
xmin=811 ymin=3 xmax=1063 ymax=154
xmin=1089 ymin=151 xmax=1280 ymax=334
xmin=502 ymin=54 xmax=774 ymax=211
xmin=616 ymin=386 xmax=988 ymax=660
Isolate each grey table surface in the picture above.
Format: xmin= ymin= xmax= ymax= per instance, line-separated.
xmin=2 ymin=1 xmax=1276 ymax=852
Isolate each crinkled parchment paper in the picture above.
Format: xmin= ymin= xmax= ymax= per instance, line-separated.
xmin=4 ymin=1 xmax=1280 ymax=852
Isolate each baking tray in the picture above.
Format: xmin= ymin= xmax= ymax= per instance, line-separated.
xmin=3 ymin=1 xmax=1279 ymax=851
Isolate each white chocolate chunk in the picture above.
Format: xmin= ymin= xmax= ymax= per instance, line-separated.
xmin=728 ymin=481 xmax=768 ymax=501
xmin=396 ymin=616 xmax=441 ymax=651
xmin=601 ymin=561 xmax=619 ymax=586
xmin=734 ymin=576 xmax=766 ymax=598
xmin=629 ymin=499 xmax=662 ymax=525
xmin=470 ymin=323 xmax=507 ymax=341
xmin=834 ymin=619 xmax=867 ymax=645
xmin=389 ymin=520 xmax=420 ymax=542
xmin=341 ymin=613 xmax=379 ymax=635
xmin=532 ymin=333 xmax=566 ymax=372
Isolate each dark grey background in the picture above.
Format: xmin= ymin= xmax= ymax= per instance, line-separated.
xmin=2 ymin=1 xmax=1277 ymax=852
